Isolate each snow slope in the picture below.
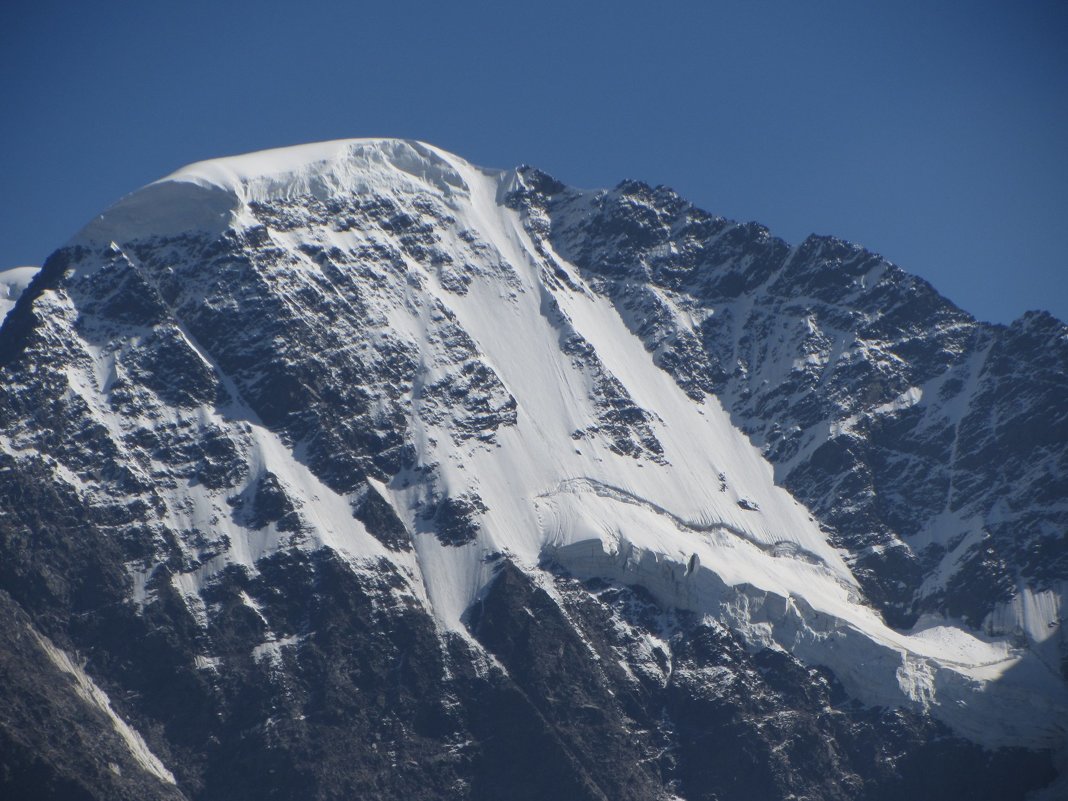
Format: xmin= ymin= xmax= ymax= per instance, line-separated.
xmin=17 ymin=138 xmax=1067 ymax=753
xmin=0 ymin=266 xmax=38 ymax=322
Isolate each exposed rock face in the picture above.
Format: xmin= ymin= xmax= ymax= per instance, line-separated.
xmin=0 ymin=139 xmax=1064 ymax=800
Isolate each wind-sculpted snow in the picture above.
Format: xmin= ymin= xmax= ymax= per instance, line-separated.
xmin=0 ymin=139 xmax=1064 ymax=799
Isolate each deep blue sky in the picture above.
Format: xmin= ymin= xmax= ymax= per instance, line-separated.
xmin=3 ymin=1 xmax=1066 ymax=323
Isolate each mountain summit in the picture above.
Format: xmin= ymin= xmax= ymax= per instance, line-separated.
xmin=2 ymin=139 xmax=1065 ymax=800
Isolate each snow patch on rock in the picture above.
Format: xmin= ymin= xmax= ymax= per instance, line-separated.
xmin=0 ymin=265 xmax=38 ymax=321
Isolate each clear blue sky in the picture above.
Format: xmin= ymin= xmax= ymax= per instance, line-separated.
xmin=3 ymin=0 xmax=1066 ymax=323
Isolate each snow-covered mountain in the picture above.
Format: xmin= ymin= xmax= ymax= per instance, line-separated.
xmin=1 ymin=139 xmax=1065 ymax=800
xmin=0 ymin=265 xmax=39 ymax=322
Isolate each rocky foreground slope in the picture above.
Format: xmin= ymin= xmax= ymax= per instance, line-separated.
xmin=1 ymin=139 xmax=1065 ymax=800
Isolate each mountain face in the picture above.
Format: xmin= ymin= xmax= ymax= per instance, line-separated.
xmin=1 ymin=139 xmax=1065 ymax=801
